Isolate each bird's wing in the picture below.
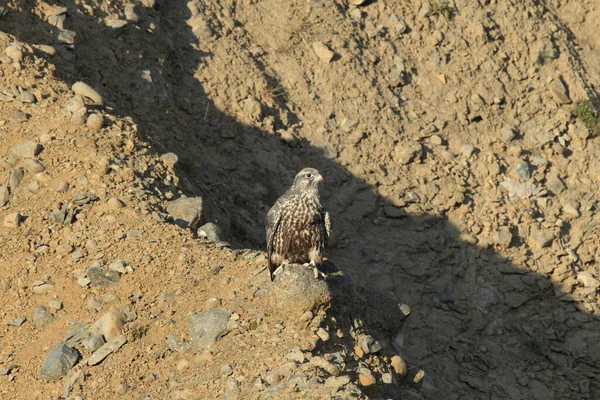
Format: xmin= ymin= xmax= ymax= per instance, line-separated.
xmin=324 ymin=210 xmax=331 ymax=246
xmin=265 ymin=199 xmax=283 ymax=261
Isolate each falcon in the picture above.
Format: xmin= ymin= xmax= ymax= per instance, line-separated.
xmin=265 ymin=168 xmax=331 ymax=281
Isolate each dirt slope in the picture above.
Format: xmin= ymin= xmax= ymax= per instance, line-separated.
xmin=1 ymin=0 xmax=600 ymax=399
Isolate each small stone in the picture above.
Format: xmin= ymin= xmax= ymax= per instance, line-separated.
xmin=72 ymin=81 xmax=104 ymax=105
xmin=503 ymin=126 xmax=517 ymax=142
xmin=3 ymin=212 xmax=21 ymax=227
xmin=57 ymin=181 xmax=70 ymax=193
xmin=23 ymin=159 xmax=45 ymax=173
xmin=310 ymin=356 xmax=340 ymax=376
xmin=33 ymin=305 xmax=56 ymax=329
xmin=64 ymin=95 xmax=86 ymax=113
xmin=48 ymin=300 xmax=63 ymax=310
xmin=339 ymin=117 xmax=358 ymax=132
xmin=187 ymin=308 xmax=233 ymax=348
xmin=32 ymin=283 xmax=55 ymax=294
xmin=563 ymin=204 xmax=580 ymax=217
xmin=107 ymin=197 xmax=124 ymax=210
xmin=391 ymin=355 xmax=407 ymax=376
xmin=108 ymin=260 xmax=127 ymax=274
xmin=394 ymin=143 xmax=423 ymax=165
xmin=39 ymin=343 xmax=80 ymax=381
xmin=12 ymin=110 xmax=28 ymax=121
xmin=0 ymin=185 xmax=9 ymax=206
xmin=6 ymin=45 xmax=24 ymax=61
xmin=430 ymin=134 xmax=443 ymax=145
xmin=17 ymin=91 xmax=36 ymax=103
xmin=221 ymin=364 xmax=233 ymax=376
xmin=87 ymin=335 xmax=127 ymax=365
xmin=36 ymin=45 xmax=56 ymax=56
xmin=167 ymin=196 xmax=203 ymax=229
xmin=91 ymin=309 xmax=127 ymax=341
xmin=312 ymin=42 xmax=334 ymax=63
xmin=9 ymin=168 xmax=24 ymax=189
xmin=529 ymin=230 xmax=554 ymax=249
xmin=316 ymin=328 xmax=330 ymax=341
xmin=124 ymin=3 xmax=139 ymax=22
xmin=358 ymin=335 xmax=382 ymax=354
xmin=325 ymin=375 xmax=351 ymax=388
xmin=82 ymin=334 xmax=106 ymax=352
xmin=461 ymin=144 xmax=476 ymax=157
xmin=493 ymin=227 xmax=513 ymax=247
xmin=5 ymin=316 xmax=26 ymax=327
xmin=546 ymin=176 xmax=566 ymax=194
xmin=198 ymin=222 xmax=223 ymax=242
xmin=514 ymin=160 xmax=531 ymax=180
xmin=161 ymin=152 xmax=178 ymax=168
xmin=71 ymin=251 xmax=84 ymax=261
xmin=176 ymin=359 xmax=190 ymax=371
xmin=77 ymin=277 xmax=91 ymax=287
xmin=577 ymin=271 xmax=600 ymax=289
xmin=548 ymin=77 xmax=571 ymax=105
xmin=359 ymin=374 xmax=376 ymax=387
xmin=11 ymin=141 xmax=42 ymax=158
xmin=86 ymin=113 xmax=104 ymax=130
xmin=87 ymin=266 xmax=121 ymax=288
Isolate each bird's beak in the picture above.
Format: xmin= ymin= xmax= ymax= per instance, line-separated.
xmin=315 ymin=174 xmax=323 ymax=182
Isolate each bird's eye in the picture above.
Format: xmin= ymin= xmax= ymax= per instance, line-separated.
xmin=306 ymin=173 xmax=313 ymax=178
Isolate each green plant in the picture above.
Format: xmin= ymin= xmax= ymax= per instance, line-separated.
xmin=573 ymin=100 xmax=600 ymax=135
xmin=430 ymin=0 xmax=455 ymax=19
xmin=127 ymin=324 xmax=150 ymax=342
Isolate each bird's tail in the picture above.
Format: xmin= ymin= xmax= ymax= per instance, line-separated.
xmin=268 ymin=263 xmax=276 ymax=282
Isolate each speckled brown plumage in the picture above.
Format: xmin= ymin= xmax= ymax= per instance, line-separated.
xmin=265 ymin=168 xmax=331 ymax=281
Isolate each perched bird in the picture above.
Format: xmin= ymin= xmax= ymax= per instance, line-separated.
xmin=265 ymin=167 xmax=331 ymax=281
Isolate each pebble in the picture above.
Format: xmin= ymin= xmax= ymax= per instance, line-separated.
xmin=563 ymin=204 xmax=580 ymax=217
xmin=177 ymin=359 xmax=190 ymax=371
xmin=359 ymin=373 xmax=376 ymax=387
xmin=33 ymin=305 xmax=56 ymax=329
xmin=548 ymin=77 xmax=571 ymax=104
xmin=12 ymin=110 xmax=28 ymax=121
xmin=32 ymin=282 xmax=55 ymax=294
xmin=358 ymin=335 xmax=382 ymax=354
xmin=391 ymin=355 xmax=407 ymax=376
xmin=11 ymin=141 xmax=42 ymax=158
xmin=64 ymin=95 xmax=86 ymax=113
xmin=461 ymin=144 xmax=476 ymax=157
xmin=430 ymin=134 xmax=444 ymax=145
xmin=161 ymin=152 xmax=178 ymax=168
xmin=529 ymin=230 xmax=554 ymax=249
xmin=577 ymin=271 xmax=600 ymax=289
xmin=87 ymin=266 xmax=121 ymax=287
xmin=91 ymin=309 xmax=127 ymax=341
xmin=72 ymin=81 xmax=104 ymax=105
xmin=48 ymin=300 xmax=63 ymax=310
xmin=325 ymin=375 xmax=351 ymax=388
xmin=187 ymin=308 xmax=233 ymax=348
xmin=0 ymin=185 xmax=9 ymax=206
xmin=108 ymin=260 xmax=127 ymax=274
xmin=221 ymin=364 xmax=234 ymax=376
xmin=198 ymin=222 xmax=224 ymax=242
xmin=36 ymin=45 xmax=56 ymax=56
xmin=124 ymin=3 xmax=139 ymax=22
xmin=167 ymin=196 xmax=203 ymax=229
xmin=107 ymin=197 xmax=124 ymax=210
xmin=5 ymin=45 xmax=24 ymax=61
xmin=86 ymin=113 xmax=104 ymax=130
xmin=9 ymin=168 xmax=24 ymax=189
xmin=3 ymin=212 xmax=21 ymax=228
xmin=77 ymin=277 xmax=91 ymax=287
xmin=503 ymin=126 xmax=517 ymax=142
xmin=82 ymin=334 xmax=106 ymax=352
xmin=17 ymin=91 xmax=36 ymax=103
xmin=39 ymin=343 xmax=80 ymax=381
xmin=312 ymin=42 xmax=334 ymax=63
xmin=514 ymin=159 xmax=531 ymax=180
xmin=87 ymin=334 xmax=127 ymax=365
xmin=5 ymin=316 xmax=26 ymax=327
xmin=23 ymin=159 xmax=45 ymax=173
xmin=309 ymin=356 xmax=340 ymax=376
xmin=316 ymin=327 xmax=330 ymax=341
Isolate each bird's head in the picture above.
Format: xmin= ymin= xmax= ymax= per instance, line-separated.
xmin=292 ymin=167 xmax=323 ymax=192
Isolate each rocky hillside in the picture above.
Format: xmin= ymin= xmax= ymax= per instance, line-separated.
xmin=1 ymin=0 xmax=600 ymax=399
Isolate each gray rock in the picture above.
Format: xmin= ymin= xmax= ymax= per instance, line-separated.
xmin=12 ymin=110 xmax=28 ymax=121
xmin=0 ymin=185 xmax=9 ymax=206
xmin=270 ymin=264 xmax=331 ymax=319
xmin=71 ymin=81 xmax=103 ymax=105
xmin=39 ymin=343 xmax=80 ymax=381
xmin=82 ymin=334 xmax=106 ymax=352
xmin=11 ymin=141 xmax=41 ymax=158
xmin=546 ymin=176 xmax=566 ymax=194
xmin=529 ymin=230 xmax=554 ymax=249
xmin=5 ymin=316 xmax=26 ymax=327
xmin=577 ymin=271 xmax=600 ymax=289
xmin=167 ymin=196 xmax=203 ymax=229
xmin=493 ymin=227 xmax=513 ymax=247
xmin=548 ymin=77 xmax=571 ymax=105
xmin=87 ymin=266 xmax=121 ymax=288
xmin=33 ymin=305 xmax=56 ymax=329
xmin=503 ymin=126 xmax=517 ymax=142
xmin=514 ymin=160 xmax=531 ymax=180
xmin=108 ymin=260 xmax=127 ymax=274
xmin=63 ymin=323 xmax=89 ymax=346
xmin=394 ymin=144 xmax=423 ymax=165
xmin=16 ymin=91 xmax=36 ymax=103
xmin=198 ymin=222 xmax=224 ymax=242
xmin=309 ymin=356 xmax=340 ymax=376
xmin=358 ymin=335 xmax=382 ymax=354
xmin=187 ymin=308 xmax=232 ymax=348
xmin=500 ymin=179 xmax=543 ymax=200
xmin=325 ymin=375 xmax=351 ymax=388
xmin=23 ymin=159 xmax=45 ymax=173
xmin=9 ymin=168 xmax=24 ymax=190
xmin=87 ymin=335 xmax=127 ymax=365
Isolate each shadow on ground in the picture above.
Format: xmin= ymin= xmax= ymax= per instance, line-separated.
xmin=4 ymin=1 xmax=600 ymax=398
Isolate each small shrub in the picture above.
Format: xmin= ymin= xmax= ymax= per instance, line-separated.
xmin=573 ymin=100 xmax=600 ymax=136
